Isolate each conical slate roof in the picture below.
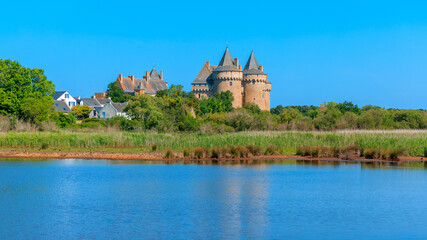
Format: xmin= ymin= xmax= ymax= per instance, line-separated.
xmin=243 ymin=51 xmax=266 ymax=75
xmin=213 ymin=47 xmax=241 ymax=72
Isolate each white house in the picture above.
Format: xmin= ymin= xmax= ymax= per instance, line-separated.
xmin=53 ymin=91 xmax=77 ymax=108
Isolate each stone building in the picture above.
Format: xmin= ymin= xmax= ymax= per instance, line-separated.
xmin=191 ymin=47 xmax=271 ymax=111
xmin=115 ymin=67 xmax=168 ymax=96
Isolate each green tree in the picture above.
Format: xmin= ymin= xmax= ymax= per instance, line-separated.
xmin=72 ymin=105 xmax=92 ymax=119
xmin=124 ymin=94 xmax=164 ymax=130
xmin=280 ymin=108 xmax=300 ymax=124
xmin=106 ymin=81 xmax=130 ymax=103
xmin=199 ymin=91 xmax=234 ymax=114
xmin=0 ymin=59 xmax=55 ymax=123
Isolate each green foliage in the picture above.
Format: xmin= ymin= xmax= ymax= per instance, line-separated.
xmin=72 ymin=105 xmax=92 ymax=119
xmin=78 ymin=118 xmax=106 ymax=129
xmin=106 ymin=81 xmax=130 ymax=103
xmin=364 ymin=148 xmax=378 ymax=159
xmin=125 ymin=94 xmax=164 ymax=130
xmin=199 ymin=91 xmax=234 ymax=114
xmin=50 ymin=112 xmax=75 ymax=128
xmin=280 ymin=108 xmax=300 ymax=124
xmin=0 ymin=59 xmax=55 ymax=123
xmin=336 ymin=101 xmax=360 ymax=115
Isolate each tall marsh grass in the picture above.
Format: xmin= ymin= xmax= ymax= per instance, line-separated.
xmin=0 ymin=130 xmax=426 ymax=156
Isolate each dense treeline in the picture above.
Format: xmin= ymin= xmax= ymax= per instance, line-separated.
xmin=104 ymin=85 xmax=427 ymax=132
xmin=1 ymin=59 xmax=426 ymax=132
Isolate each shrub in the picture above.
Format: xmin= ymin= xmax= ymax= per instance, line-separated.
xmin=14 ymin=119 xmax=37 ymax=132
xmin=265 ymin=145 xmax=278 ymax=155
xmin=40 ymin=121 xmax=58 ymax=131
xmin=380 ymin=150 xmax=388 ymax=160
xmin=388 ymin=149 xmax=405 ymax=161
xmin=164 ymin=148 xmax=174 ymax=159
xmin=359 ymin=146 xmax=365 ymax=157
xmin=229 ymin=145 xmax=239 ymax=158
xmin=346 ymin=144 xmax=360 ymax=154
xmin=41 ymin=143 xmax=49 ymax=150
xmin=151 ymin=144 xmax=158 ymax=152
xmin=296 ymin=146 xmax=311 ymax=156
xmin=246 ymin=145 xmax=262 ymax=156
xmin=237 ymin=146 xmax=249 ymax=158
xmin=424 ymin=147 xmax=427 ymax=158
xmin=183 ymin=148 xmax=190 ymax=157
xmin=364 ymin=148 xmax=378 ymax=159
xmin=311 ymin=147 xmax=319 ymax=157
xmin=211 ymin=147 xmax=221 ymax=159
xmin=194 ymin=147 xmax=204 ymax=159
xmin=0 ymin=115 xmax=11 ymax=132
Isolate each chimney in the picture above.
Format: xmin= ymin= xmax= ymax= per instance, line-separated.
xmin=119 ymin=74 xmax=123 ymax=83
xmin=259 ymin=65 xmax=263 ymax=72
xmin=77 ymin=96 xmax=81 ymax=100
xmin=238 ymin=65 xmax=242 ymax=70
xmin=206 ymin=61 xmax=210 ymax=67
xmin=160 ymin=71 xmax=163 ymax=80
xmin=92 ymin=95 xmax=96 ymax=99
xmin=129 ymin=75 xmax=135 ymax=84
xmin=234 ymin=58 xmax=239 ymax=67
xmin=146 ymin=71 xmax=150 ymax=80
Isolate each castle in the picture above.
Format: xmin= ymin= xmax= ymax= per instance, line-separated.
xmin=115 ymin=67 xmax=168 ymax=96
xmin=191 ymin=47 xmax=271 ymax=111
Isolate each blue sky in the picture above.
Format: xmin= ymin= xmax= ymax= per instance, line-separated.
xmin=1 ymin=0 xmax=426 ymax=109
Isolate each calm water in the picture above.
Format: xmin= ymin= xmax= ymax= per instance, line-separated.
xmin=1 ymin=159 xmax=427 ymax=240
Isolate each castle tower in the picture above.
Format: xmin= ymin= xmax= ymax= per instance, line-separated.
xmin=243 ymin=51 xmax=270 ymax=111
xmin=211 ymin=47 xmax=243 ymax=108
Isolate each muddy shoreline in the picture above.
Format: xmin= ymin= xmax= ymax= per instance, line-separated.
xmin=0 ymin=150 xmax=425 ymax=163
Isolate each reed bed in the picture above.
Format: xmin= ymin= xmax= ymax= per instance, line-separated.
xmin=0 ymin=130 xmax=426 ymax=156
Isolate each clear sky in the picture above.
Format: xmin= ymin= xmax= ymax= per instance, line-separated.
xmin=1 ymin=0 xmax=426 ymax=109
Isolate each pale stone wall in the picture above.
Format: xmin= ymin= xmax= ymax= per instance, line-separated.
xmin=191 ymin=85 xmax=213 ymax=99
xmin=243 ymin=74 xmax=269 ymax=111
xmin=212 ymin=71 xmax=243 ymax=108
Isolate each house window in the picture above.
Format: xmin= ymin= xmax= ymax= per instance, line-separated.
xmin=229 ymin=82 xmax=232 ymax=86
xmin=198 ymin=94 xmax=201 ymax=98
xmin=65 ymin=94 xmax=69 ymax=98
xmin=68 ymin=102 xmax=71 ymax=106
xmin=72 ymin=102 xmax=75 ymax=106
xmin=102 ymin=112 xmax=106 ymax=119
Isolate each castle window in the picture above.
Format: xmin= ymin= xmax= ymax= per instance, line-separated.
xmin=198 ymin=94 xmax=201 ymax=98
xmin=252 ymin=80 xmax=255 ymax=84
xmin=229 ymin=82 xmax=232 ymax=86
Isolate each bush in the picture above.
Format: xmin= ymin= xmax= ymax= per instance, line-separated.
xmin=194 ymin=147 xmax=204 ymax=159
xmin=380 ymin=150 xmax=388 ymax=160
xmin=40 ymin=121 xmax=57 ymax=131
xmin=14 ymin=119 xmax=37 ymax=132
xmin=296 ymin=146 xmax=311 ymax=156
xmin=164 ymin=148 xmax=174 ymax=159
xmin=264 ymin=145 xmax=278 ymax=155
xmin=0 ymin=115 xmax=11 ymax=132
xmin=183 ymin=148 xmax=190 ymax=157
xmin=364 ymin=148 xmax=378 ymax=159
xmin=388 ymin=149 xmax=405 ymax=161
xmin=237 ymin=146 xmax=249 ymax=158
xmin=311 ymin=147 xmax=320 ymax=157
xmin=246 ymin=145 xmax=262 ymax=156
xmin=211 ymin=147 xmax=221 ymax=159
xmin=151 ymin=144 xmax=158 ymax=152
xmin=41 ymin=143 xmax=49 ymax=150
xmin=229 ymin=145 xmax=239 ymax=158
xmin=424 ymin=147 xmax=427 ymax=158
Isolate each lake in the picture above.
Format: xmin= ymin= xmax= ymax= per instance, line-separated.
xmin=1 ymin=159 xmax=427 ymax=239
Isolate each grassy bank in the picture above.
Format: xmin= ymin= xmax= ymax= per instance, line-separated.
xmin=0 ymin=130 xmax=426 ymax=156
